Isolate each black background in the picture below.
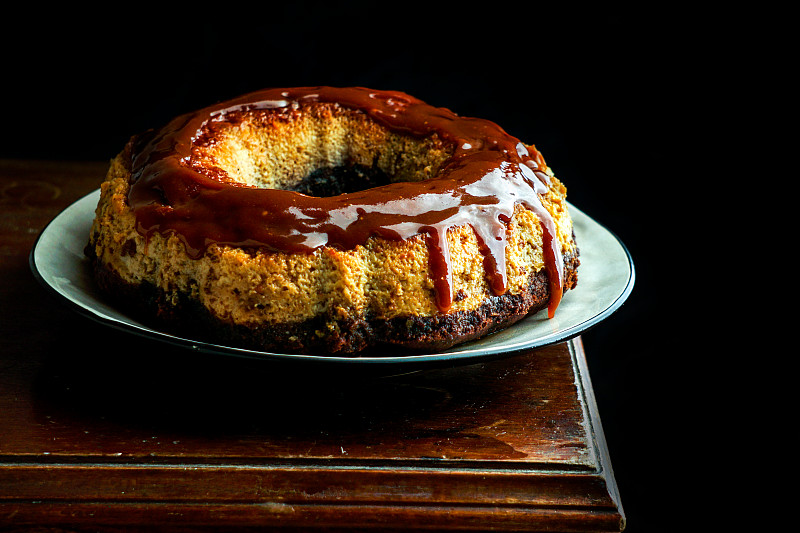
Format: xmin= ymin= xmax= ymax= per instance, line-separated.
xmin=3 ymin=4 xmax=740 ymax=531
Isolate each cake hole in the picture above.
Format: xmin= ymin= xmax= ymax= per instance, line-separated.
xmin=286 ymin=164 xmax=393 ymax=197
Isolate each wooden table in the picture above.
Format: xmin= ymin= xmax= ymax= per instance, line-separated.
xmin=0 ymin=159 xmax=625 ymax=531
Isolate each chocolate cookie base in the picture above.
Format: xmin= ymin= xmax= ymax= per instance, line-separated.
xmin=86 ymin=246 xmax=578 ymax=357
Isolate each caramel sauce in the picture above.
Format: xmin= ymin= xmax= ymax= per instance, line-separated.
xmin=127 ymin=87 xmax=564 ymax=316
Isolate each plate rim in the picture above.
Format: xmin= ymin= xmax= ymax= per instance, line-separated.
xmin=29 ymin=189 xmax=635 ymax=366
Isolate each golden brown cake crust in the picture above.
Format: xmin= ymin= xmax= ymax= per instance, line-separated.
xmin=87 ymin=243 xmax=578 ymax=355
xmin=86 ymin=87 xmax=580 ymax=355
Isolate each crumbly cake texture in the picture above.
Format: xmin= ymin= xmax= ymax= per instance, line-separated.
xmin=86 ymin=99 xmax=579 ymax=355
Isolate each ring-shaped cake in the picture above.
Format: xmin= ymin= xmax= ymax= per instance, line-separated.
xmin=86 ymin=87 xmax=580 ymax=355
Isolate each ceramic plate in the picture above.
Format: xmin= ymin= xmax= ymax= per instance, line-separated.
xmin=30 ymin=189 xmax=634 ymax=366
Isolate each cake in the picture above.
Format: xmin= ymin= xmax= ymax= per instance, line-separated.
xmin=85 ymin=86 xmax=580 ymax=355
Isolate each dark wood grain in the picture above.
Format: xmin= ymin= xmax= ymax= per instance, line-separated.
xmin=0 ymin=159 xmax=624 ymax=531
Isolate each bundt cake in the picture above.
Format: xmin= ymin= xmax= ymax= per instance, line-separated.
xmin=85 ymin=86 xmax=580 ymax=355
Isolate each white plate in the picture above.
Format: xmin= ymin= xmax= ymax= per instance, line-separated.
xmin=30 ymin=189 xmax=634 ymax=367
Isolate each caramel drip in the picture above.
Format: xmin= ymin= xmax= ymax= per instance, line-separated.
xmin=128 ymin=87 xmax=564 ymax=316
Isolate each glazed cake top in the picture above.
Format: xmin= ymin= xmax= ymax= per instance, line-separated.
xmin=126 ymin=86 xmax=565 ymax=315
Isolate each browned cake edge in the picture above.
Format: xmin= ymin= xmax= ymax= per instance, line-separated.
xmin=85 ymin=246 xmax=579 ymax=356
